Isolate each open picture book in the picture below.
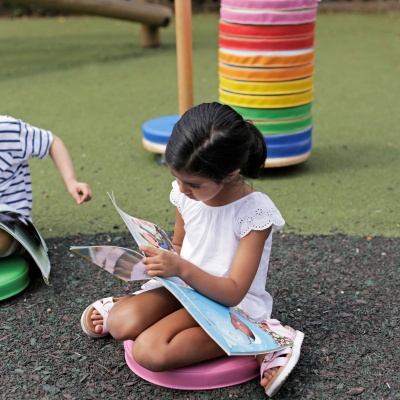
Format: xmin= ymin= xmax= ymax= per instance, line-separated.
xmin=0 ymin=204 xmax=50 ymax=284
xmin=71 ymin=193 xmax=293 ymax=356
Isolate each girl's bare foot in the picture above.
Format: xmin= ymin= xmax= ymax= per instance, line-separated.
xmin=90 ymin=308 xmax=107 ymax=333
xmin=81 ymin=297 xmax=124 ymax=338
xmin=257 ymin=328 xmax=304 ymax=397
xmin=89 ymin=297 xmax=122 ymax=333
xmin=256 ymin=354 xmax=279 ymax=388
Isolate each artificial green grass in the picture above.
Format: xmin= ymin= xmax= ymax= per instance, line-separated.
xmin=0 ymin=13 xmax=399 ymax=238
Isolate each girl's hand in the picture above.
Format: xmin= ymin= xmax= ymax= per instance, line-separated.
xmin=139 ymin=245 xmax=183 ymax=278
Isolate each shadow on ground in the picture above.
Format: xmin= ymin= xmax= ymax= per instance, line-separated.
xmin=1 ymin=232 xmax=398 ymax=399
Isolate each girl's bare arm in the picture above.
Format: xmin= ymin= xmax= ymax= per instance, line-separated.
xmin=171 ymin=208 xmax=184 ymax=255
xmin=141 ymin=226 xmax=272 ymax=307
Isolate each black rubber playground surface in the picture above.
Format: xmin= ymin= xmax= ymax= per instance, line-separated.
xmin=1 ymin=231 xmax=398 ymax=399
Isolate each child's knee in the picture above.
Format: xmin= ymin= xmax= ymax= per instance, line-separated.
xmin=132 ymin=336 xmax=169 ymax=372
xmin=106 ymin=301 xmax=142 ymax=340
xmin=0 ymin=230 xmax=17 ymax=256
xmin=107 ymin=310 xmax=132 ymax=340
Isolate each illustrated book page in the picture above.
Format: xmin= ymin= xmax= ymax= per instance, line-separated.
xmin=107 ymin=192 xmax=176 ymax=255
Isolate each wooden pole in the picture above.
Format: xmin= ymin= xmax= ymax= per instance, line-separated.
xmin=174 ymin=0 xmax=193 ymax=116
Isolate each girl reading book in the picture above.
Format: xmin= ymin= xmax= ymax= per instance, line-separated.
xmin=80 ymin=102 xmax=303 ymax=397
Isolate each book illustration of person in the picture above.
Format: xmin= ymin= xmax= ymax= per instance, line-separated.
xmin=140 ymin=231 xmax=159 ymax=248
xmin=80 ymin=102 xmax=303 ymax=397
xmin=229 ymin=312 xmax=256 ymax=343
xmin=132 ymin=218 xmax=157 ymax=234
xmin=132 ymin=218 xmax=175 ymax=252
xmin=233 ymin=306 xmax=294 ymax=348
xmin=153 ymin=226 xmax=175 ymax=252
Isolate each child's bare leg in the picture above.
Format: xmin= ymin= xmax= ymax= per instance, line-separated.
xmin=132 ymin=307 xmax=226 ymax=372
xmin=90 ymin=288 xmax=180 ymax=333
xmin=100 ymin=288 xmax=225 ymax=371
xmin=106 ymin=288 xmax=184 ymax=340
xmin=0 ymin=229 xmax=16 ymax=256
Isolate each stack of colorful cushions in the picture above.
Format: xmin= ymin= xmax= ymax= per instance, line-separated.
xmin=218 ymin=0 xmax=318 ymax=167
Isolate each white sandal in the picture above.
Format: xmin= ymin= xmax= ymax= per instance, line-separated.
xmin=80 ymin=297 xmax=116 ymax=339
xmin=260 ymin=322 xmax=304 ymax=397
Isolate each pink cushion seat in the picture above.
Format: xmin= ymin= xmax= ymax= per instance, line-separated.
xmin=124 ymin=340 xmax=259 ymax=390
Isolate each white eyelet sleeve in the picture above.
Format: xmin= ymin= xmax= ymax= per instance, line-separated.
xmin=170 ymin=180 xmax=183 ymax=213
xmin=234 ymin=194 xmax=285 ymax=238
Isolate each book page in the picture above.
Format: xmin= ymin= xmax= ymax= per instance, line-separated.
xmin=71 ymin=246 xmax=149 ymax=282
xmin=0 ymin=207 xmax=50 ymax=284
xmin=107 ymin=192 xmax=176 ymax=255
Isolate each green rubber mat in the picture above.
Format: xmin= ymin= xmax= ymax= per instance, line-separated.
xmin=0 ymin=257 xmax=30 ymax=301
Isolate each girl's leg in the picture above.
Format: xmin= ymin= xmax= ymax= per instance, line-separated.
xmin=132 ymin=307 xmax=226 ymax=372
xmin=102 ymin=287 xmax=225 ymax=371
xmin=89 ymin=288 xmax=183 ymax=334
xmin=106 ymin=287 xmax=184 ymax=340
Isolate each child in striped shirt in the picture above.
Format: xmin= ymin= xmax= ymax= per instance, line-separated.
xmin=0 ymin=115 xmax=92 ymax=257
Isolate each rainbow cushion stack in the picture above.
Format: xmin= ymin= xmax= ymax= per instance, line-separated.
xmin=218 ymin=0 xmax=318 ymax=167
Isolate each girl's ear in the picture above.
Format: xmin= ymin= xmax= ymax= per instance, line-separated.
xmin=228 ymin=168 xmax=241 ymax=177
xmin=222 ymin=168 xmax=241 ymax=184
xmin=225 ymin=168 xmax=241 ymax=183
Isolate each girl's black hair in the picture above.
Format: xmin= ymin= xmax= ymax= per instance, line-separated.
xmin=165 ymin=102 xmax=267 ymax=182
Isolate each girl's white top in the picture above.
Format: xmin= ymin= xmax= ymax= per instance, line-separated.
xmin=141 ymin=180 xmax=285 ymax=322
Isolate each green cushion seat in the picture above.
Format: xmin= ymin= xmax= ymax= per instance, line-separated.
xmin=0 ymin=256 xmax=30 ymax=301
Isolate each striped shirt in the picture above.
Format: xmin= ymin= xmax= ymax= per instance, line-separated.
xmin=0 ymin=116 xmax=53 ymax=219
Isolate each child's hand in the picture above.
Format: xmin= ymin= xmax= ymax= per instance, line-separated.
xmin=67 ymin=180 xmax=92 ymax=204
xmin=139 ymin=245 xmax=182 ymax=278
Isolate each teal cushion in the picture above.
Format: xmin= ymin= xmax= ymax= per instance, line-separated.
xmin=0 ymin=256 xmax=30 ymax=301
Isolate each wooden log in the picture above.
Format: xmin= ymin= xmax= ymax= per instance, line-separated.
xmin=140 ymin=24 xmax=161 ymax=48
xmin=9 ymin=0 xmax=173 ymax=26
xmin=139 ymin=0 xmax=164 ymax=47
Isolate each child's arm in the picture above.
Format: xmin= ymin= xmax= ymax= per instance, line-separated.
xmin=49 ymin=135 xmax=92 ymax=204
xmin=171 ymin=208 xmax=185 ymax=255
xmin=140 ymin=208 xmax=271 ymax=307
